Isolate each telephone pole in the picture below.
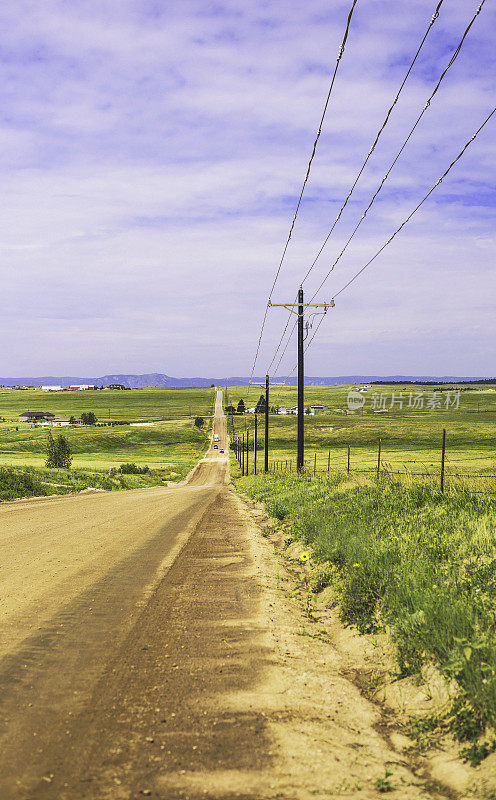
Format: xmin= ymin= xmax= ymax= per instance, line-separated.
xmin=254 ymin=413 xmax=258 ymax=475
xmin=264 ymin=374 xmax=269 ymax=473
xmin=297 ymin=286 xmax=304 ymax=472
xmin=268 ymin=292 xmax=334 ymax=475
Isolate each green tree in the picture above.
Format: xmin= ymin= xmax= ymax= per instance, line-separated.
xmin=81 ymin=412 xmax=97 ymax=425
xmin=225 ymin=404 xmax=235 ymax=414
xmin=194 ymin=416 xmax=204 ymax=428
xmin=46 ymin=431 xmax=72 ymax=468
xmin=236 ymin=399 xmax=245 ymax=414
xmin=46 ymin=430 xmax=56 ymax=467
xmin=255 ymin=394 xmax=266 ymax=413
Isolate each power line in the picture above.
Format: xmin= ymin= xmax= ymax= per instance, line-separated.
xmin=333 ymin=104 xmax=496 ymax=298
xmin=247 ymin=0 xmax=359 ymax=388
xmin=299 ymin=0 xmax=445 ymax=287
xmin=265 ymin=0 xmax=447 ymax=377
xmin=309 ymin=0 xmax=486 ymax=300
xmin=264 ymin=0 xmax=487 ymax=383
xmin=267 ymin=294 xmax=297 ymax=374
xmin=284 ymin=103 xmax=496 ymax=370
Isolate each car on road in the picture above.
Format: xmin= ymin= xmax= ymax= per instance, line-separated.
xmin=220 ymin=448 xmax=224 ymax=453
xmin=213 ymin=445 xmax=218 ymax=449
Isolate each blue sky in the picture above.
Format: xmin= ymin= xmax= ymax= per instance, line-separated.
xmin=0 ymin=0 xmax=494 ymax=377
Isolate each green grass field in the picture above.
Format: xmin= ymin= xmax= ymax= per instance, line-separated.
xmin=0 ymin=388 xmax=215 ymax=486
xmin=227 ymin=383 xmax=496 ymax=492
xmin=0 ymin=387 xmax=214 ymax=421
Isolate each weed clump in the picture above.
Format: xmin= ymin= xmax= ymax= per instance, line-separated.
xmin=0 ymin=467 xmax=48 ymax=500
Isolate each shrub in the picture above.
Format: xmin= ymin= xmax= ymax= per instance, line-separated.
xmin=0 ymin=468 xmax=47 ymax=500
xmin=119 ymin=463 xmax=149 ymax=474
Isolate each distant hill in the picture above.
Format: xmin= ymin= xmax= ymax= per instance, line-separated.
xmin=0 ymin=373 xmax=494 ymax=388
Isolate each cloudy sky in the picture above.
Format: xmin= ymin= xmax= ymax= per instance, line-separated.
xmin=1 ymin=0 xmax=494 ymax=378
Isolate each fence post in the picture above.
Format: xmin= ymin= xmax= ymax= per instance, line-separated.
xmin=440 ymin=428 xmax=446 ymax=493
xmin=327 ymin=450 xmax=330 ymax=473
xmin=314 ymin=452 xmax=317 ymax=476
xmin=377 ymin=438 xmax=381 ymax=480
xmin=347 ymin=445 xmax=350 ymax=475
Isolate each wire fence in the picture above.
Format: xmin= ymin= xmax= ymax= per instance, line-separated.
xmin=232 ymin=424 xmax=496 ymax=496
xmin=267 ymin=450 xmax=496 ymax=496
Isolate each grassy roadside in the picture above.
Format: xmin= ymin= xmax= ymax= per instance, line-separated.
xmin=235 ymin=472 xmax=496 ymax=763
xmin=0 ymin=464 xmax=174 ymax=500
xmin=0 ymin=412 xmax=214 ymax=500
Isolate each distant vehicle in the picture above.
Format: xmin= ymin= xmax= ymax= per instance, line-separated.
xmin=214 ymin=434 xmax=219 ymax=442
xmin=214 ymin=445 xmax=218 ymax=449
xmin=220 ymin=448 xmax=224 ymax=453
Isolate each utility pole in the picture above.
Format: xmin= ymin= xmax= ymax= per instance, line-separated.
xmin=242 ymin=433 xmax=245 ymax=476
xmin=268 ymin=294 xmax=333 ymax=475
xmin=254 ymin=413 xmax=258 ymax=475
xmin=264 ymin=374 xmax=269 ymax=473
xmin=297 ymin=286 xmax=304 ymax=472
xmin=440 ymin=428 xmax=446 ymax=493
xmin=246 ymin=428 xmax=249 ymax=475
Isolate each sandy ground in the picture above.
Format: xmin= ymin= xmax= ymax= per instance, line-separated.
xmin=0 ymin=391 xmax=476 ymax=798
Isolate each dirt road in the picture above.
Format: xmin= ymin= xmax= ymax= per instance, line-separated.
xmin=0 ymin=392 xmax=455 ymax=799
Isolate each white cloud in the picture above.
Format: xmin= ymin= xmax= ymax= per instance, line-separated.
xmin=0 ymin=0 xmax=494 ymax=376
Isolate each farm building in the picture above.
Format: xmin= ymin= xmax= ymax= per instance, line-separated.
xmin=41 ymin=385 xmax=64 ymax=392
xmin=18 ymin=411 xmax=55 ymax=422
xmin=52 ymin=417 xmax=83 ymax=427
xmin=310 ymin=405 xmax=329 ymax=414
xmin=69 ymin=384 xmax=96 ymax=391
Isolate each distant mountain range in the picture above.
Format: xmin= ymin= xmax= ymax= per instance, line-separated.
xmin=1 ymin=373 xmax=494 ymax=388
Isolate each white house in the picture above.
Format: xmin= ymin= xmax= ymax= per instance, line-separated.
xmin=41 ymin=385 xmax=64 ymax=392
xmin=246 ymin=407 xmax=256 ymax=414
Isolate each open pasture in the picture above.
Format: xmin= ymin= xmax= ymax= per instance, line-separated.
xmin=0 ymin=388 xmax=215 ymax=474
xmin=0 ymin=387 xmax=215 ymax=422
xmin=228 ymin=384 xmax=496 ymax=488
